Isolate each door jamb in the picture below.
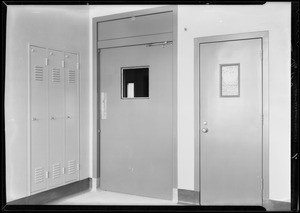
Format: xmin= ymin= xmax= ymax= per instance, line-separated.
xmin=194 ymin=31 xmax=269 ymax=206
xmin=92 ymin=6 xmax=178 ymax=198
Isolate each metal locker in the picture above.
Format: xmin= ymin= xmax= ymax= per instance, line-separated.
xmin=64 ymin=52 xmax=79 ymax=183
xmin=48 ymin=49 xmax=65 ymax=188
xmin=30 ymin=45 xmax=48 ymax=193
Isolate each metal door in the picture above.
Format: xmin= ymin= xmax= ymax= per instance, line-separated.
xmin=100 ymin=44 xmax=173 ymax=200
xmin=48 ymin=49 xmax=65 ymax=188
xmin=30 ymin=45 xmax=48 ymax=193
xmin=199 ymin=39 xmax=263 ymax=205
xmin=64 ymin=52 xmax=79 ymax=183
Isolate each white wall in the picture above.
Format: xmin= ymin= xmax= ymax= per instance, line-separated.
xmin=177 ymin=3 xmax=291 ymax=201
xmin=5 ymin=5 xmax=90 ymax=202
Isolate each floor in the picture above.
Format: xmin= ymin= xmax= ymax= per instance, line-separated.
xmin=47 ymin=189 xmax=178 ymax=206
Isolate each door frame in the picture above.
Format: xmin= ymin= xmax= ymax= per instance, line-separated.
xmin=194 ymin=31 xmax=269 ymax=206
xmin=92 ymin=6 xmax=178 ymax=197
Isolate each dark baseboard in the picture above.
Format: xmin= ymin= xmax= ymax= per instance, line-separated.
xmin=7 ymin=178 xmax=91 ymax=205
xmin=263 ymin=199 xmax=291 ymax=211
xmin=177 ymin=189 xmax=199 ymax=205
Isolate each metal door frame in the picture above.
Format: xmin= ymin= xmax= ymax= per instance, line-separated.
xmin=194 ymin=31 xmax=269 ymax=206
xmin=92 ymin=6 xmax=178 ymax=198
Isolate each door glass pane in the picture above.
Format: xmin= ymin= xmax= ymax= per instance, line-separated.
xmin=122 ymin=67 xmax=149 ymax=98
xmin=220 ymin=64 xmax=240 ymax=97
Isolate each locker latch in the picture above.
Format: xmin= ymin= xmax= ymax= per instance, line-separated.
xmin=45 ymin=171 xmax=49 ymax=179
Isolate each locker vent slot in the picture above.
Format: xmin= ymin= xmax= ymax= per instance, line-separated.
xmin=34 ymin=66 xmax=43 ymax=81
xmin=68 ymin=160 xmax=76 ymax=174
xmin=52 ymin=163 xmax=61 ymax=179
xmin=34 ymin=167 xmax=44 ymax=184
xmin=68 ymin=70 xmax=76 ymax=83
xmin=52 ymin=68 xmax=61 ymax=82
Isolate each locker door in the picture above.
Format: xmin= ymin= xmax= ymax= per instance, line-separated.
xmin=30 ymin=45 xmax=48 ymax=193
xmin=48 ymin=49 xmax=65 ymax=188
xmin=65 ymin=52 xmax=79 ymax=183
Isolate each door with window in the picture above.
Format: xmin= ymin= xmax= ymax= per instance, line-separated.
xmin=199 ymin=38 xmax=263 ymax=205
xmin=99 ymin=44 xmax=173 ymax=200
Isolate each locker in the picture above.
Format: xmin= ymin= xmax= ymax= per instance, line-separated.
xmin=30 ymin=45 xmax=48 ymax=193
xmin=48 ymin=49 xmax=65 ymax=188
xmin=29 ymin=45 xmax=80 ymax=194
xmin=64 ymin=52 xmax=79 ymax=183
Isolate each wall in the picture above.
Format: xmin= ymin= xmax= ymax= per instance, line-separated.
xmin=177 ymin=3 xmax=291 ymax=201
xmin=5 ymin=5 xmax=90 ymax=202
xmin=90 ymin=3 xmax=291 ymax=202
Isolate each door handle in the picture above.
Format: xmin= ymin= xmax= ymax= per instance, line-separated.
xmin=202 ymin=128 xmax=208 ymax=133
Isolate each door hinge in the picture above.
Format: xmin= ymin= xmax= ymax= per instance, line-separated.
xmin=62 ymin=60 xmax=65 ymax=68
xmin=45 ymin=171 xmax=49 ymax=179
xmin=45 ymin=58 xmax=49 ymax=66
xmin=62 ymin=167 xmax=65 ymax=174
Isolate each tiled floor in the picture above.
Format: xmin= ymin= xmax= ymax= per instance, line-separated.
xmin=47 ymin=189 xmax=178 ymax=205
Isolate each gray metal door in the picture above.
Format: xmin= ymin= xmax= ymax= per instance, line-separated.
xmin=100 ymin=44 xmax=173 ymax=200
xmin=199 ymin=39 xmax=263 ymax=205
xmin=48 ymin=49 xmax=65 ymax=188
xmin=65 ymin=52 xmax=80 ymax=183
xmin=30 ymin=45 xmax=48 ymax=193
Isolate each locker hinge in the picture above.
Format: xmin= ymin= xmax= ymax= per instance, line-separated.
xmin=260 ymin=50 xmax=263 ymax=61
xmin=45 ymin=171 xmax=49 ymax=179
xmin=262 ymin=114 xmax=264 ymax=125
xmin=62 ymin=167 xmax=65 ymax=174
xmin=98 ymin=129 xmax=101 ymax=134
xmin=62 ymin=60 xmax=65 ymax=68
xmin=77 ymin=164 xmax=80 ymax=171
xmin=45 ymin=58 xmax=49 ymax=66
xmin=77 ymin=62 xmax=80 ymax=70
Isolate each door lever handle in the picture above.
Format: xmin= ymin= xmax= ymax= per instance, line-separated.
xmin=202 ymin=128 xmax=208 ymax=133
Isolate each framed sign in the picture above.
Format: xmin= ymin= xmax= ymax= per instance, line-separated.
xmin=220 ymin=63 xmax=240 ymax=97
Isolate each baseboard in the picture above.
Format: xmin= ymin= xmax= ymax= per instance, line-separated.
xmin=7 ymin=178 xmax=91 ymax=205
xmin=263 ymin=199 xmax=291 ymax=211
xmin=177 ymin=189 xmax=199 ymax=205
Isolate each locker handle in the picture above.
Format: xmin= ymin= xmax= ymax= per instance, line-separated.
xmin=67 ymin=115 xmax=71 ymax=119
xmin=50 ymin=116 xmax=55 ymax=120
xmin=32 ymin=117 xmax=37 ymax=121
